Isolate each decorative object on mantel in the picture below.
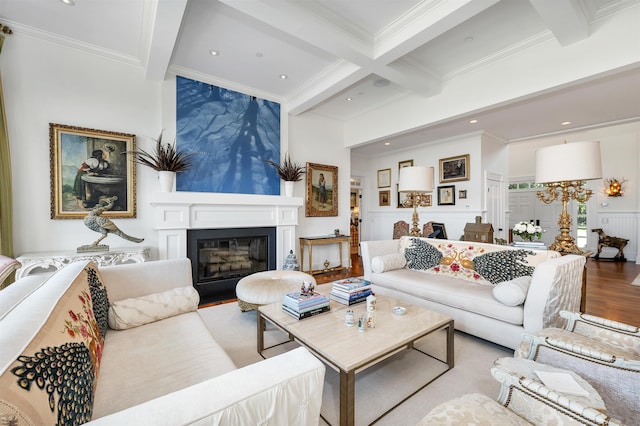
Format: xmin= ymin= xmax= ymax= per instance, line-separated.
xmin=124 ymin=131 xmax=199 ymax=192
xmin=398 ymin=166 xmax=434 ymax=236
xmin=591 ymin=228 xmax=629 ymax=261
xmin=604 ymin=178 xmax=627 ymax=197
xmin=263 ymin=152 xmax=305 ymax=197
xmin=79 ymin=196 xmax=144 ymax=253
xmin=535 ymin=141 xmax=602 ymax=255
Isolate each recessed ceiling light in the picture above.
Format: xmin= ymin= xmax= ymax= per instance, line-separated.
xmin=561 ymin=121 xmax=571 ymax=125
xmin=469 ymin=119 xmax=478 ymax=124
xmin=279 ymin=74 xmax=288 ymax=79
xmin=346 ymin=97 xmax=352 ymax=101
xmin=60 ymin=0 xmax=75 ymax=5
xmin=256 ymin=52 xmax=263 ymax=58
xmin=464 ymin=36 xmax=474 ymax=43
xmin=209 ymin=50 xmax=219 ymax=56
xmin=384 ymin=142 xmax=390 ymax=146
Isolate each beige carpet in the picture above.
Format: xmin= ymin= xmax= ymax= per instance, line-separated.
xmin=632 ymin=273 xmax=640 ymax=286
xmin=198 ymin=302 xmax=512 ymax=426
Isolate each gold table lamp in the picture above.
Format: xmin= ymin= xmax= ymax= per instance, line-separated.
xmin=535 ymin=141 xmax=602 ymax=255
xmin=398 ymin=166 xmax=434 ymax=236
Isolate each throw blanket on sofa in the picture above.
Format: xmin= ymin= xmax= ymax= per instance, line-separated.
xmin=0 ymin=261 xmax=109 ymax=425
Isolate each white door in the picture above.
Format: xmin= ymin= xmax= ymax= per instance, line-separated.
xmin=485 ymin=173 xmax=506 ymax=242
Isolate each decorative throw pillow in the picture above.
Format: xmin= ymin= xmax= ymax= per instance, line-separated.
xmin=404 ymin=238 xmax=442 ymax=271
xmin=371 ymin=253 xmax=407 ymax=273
xmin=422 ymin=242 xmax=490 ymax=284
xmin=493 ymin=276 xmax=532 ymax=306
xmin=0 ymin=261 xmax=107 ymax=426
xmin=108 ymin=286 xmax=199 ymax=330
xmin=473 ymin=249 xmax=535 ymax=285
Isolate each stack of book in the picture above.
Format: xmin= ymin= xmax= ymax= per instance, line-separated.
xmin=513 ymin=241 xmax=547 ymax=250
xmin=282 ymin=291 xmax=330 ymax=319
xmin=330 ymin=277 xmax=373 ymax=305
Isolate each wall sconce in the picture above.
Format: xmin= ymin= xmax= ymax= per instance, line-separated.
xmin=535 ymin=141 xmax=602 ymax=255
xmin=604 ymin=178 xmax=626 ymax=197
xmin=398 ymin=166 xmax=434 ymax=236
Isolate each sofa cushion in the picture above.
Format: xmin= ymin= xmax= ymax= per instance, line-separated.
xmin=0 ymin=261 xmax=108 ymax=425
xmin=473 ymin=250 xmax=536 ymax=285
xmin=92 ymin=311 xmax=237 ymax=419
xmin=403 ymin=238 xmax=442 ymax=270
xmin=108 ymin=286 xmax=199 ymax=330
xmin=493 ymin=276 xmax=532 ymax=306
xmin=371 ymin=253 xmax=407 ymax=273
xmin=372 ymin=269 xmax=524 ymax=325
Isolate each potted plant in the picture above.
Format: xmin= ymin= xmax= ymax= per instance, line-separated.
xmin=125 ymin=131 xmax=198 ymax=191
xmin=264 ymin=153 xmax=305 ymax=196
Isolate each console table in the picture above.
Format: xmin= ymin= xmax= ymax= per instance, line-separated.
xmin=15 ymin=247 xmax=151 ymax=279
xmin=299 ymin=235 xmax=350 ymax=275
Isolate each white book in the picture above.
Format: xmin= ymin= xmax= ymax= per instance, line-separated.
xmin=534 ymin=370 xmax=590 ymax=397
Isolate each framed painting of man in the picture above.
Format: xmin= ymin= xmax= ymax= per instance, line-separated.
xmin=306 ymin=162 xmax=338 ymax=217
xmin=49 ymin=123 xmax=136 ymax=219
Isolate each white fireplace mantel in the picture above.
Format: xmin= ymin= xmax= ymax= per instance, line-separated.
xmin=150 ymin=192 xmax=303 ymax=268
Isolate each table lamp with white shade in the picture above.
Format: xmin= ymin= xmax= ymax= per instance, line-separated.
xmin=398 ymin=166 xmax=434 ymax=236
xmin=535 ymin=141 xmax=602 ymax=254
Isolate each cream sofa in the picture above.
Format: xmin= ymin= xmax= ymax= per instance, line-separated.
xmin=360 ymin=237 xmax=586 ymax=349
xmin=0 ymin=258 xmax=325 ymax=425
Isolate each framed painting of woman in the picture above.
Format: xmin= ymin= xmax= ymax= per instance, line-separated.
xmin=306 ymin=162 xmax=338 ymax=217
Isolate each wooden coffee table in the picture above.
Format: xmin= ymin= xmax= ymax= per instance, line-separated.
xmin=257 ymin=290 xmax=454 ymax=426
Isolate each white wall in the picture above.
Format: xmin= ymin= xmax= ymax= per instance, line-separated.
xmin=2 ymin=33 xmax=162 ymax=256
xmin=289 ymin=113 xmax=351 ymax=270
xmin=354 ymin=132 xmax=494 ymax=242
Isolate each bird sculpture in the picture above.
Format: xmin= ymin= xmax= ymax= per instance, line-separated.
xmin=83 ymin=196 xmax=144 ymax=246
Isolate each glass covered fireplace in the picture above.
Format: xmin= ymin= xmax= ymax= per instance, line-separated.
xmin=187 ymin=227 xmax=276 ymax=303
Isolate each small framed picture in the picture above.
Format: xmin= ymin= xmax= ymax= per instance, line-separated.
xmin=306 ymin=162 xmax=338 ymax=217
xmin=424 ymin=194 xmax=432 ymax=206
xmin=377 ymin=168 xmax=391 ymax=188
xmin=438 ymin=185 xmax=456 ymax=206
xmin=397 ymin=183 xmax=410 ymax=208
xmin=439 ymin=154 xmax=470 ymax=183
xmin=398 ymin=159 xmax=413 ymax=171
xmin=459 ymin=190 xmax=467 ymax=199
xmin=379 ymin=190 xmax=390 ymax=206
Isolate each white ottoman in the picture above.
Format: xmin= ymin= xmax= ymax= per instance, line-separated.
xmin=236 ymin=270 xmax=316 ymax=311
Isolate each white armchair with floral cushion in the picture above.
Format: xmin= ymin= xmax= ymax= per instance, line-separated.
xmin=515 ymin=310 xmax=640 ymax=425
xmin=418 ymin=358 xmax=623 ymax=426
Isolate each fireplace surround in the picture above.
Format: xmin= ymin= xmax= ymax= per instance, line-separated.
xmin=150 ymin=191 xmax=302 ymax=281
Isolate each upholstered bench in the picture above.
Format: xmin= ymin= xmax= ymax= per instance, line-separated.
xmin=236 ymin=270 xmax=316 ymax=311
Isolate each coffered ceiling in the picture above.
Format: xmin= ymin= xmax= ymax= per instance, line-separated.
xmin=1 ymin=0 xmax=639 ymax=155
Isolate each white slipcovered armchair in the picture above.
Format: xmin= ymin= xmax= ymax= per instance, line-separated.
xmin=418 ymin=358 xmax=623 ymax=425
xmin=515 ymin=310 xmax=640 ymax=425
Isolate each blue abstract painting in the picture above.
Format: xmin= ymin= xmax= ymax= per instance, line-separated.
xmin=175 ymin=75 xmax=281 ymax=194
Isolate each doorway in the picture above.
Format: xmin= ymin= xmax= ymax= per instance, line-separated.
xmin=350 ymin=176 xmax=363 ymax=255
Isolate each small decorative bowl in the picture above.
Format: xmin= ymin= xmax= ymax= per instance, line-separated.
xmin=392 ymin=306 xmax=406 ymax=315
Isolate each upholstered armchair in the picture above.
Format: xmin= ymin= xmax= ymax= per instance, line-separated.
xmin=392 ymin=220 xmax=409 ymax=239
xmin=515 ymin=310 xmax=640 ymax=424
xmin=418 ymin=358 xmax=623 ymax=425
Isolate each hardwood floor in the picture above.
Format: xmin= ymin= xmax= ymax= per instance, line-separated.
xmin=315 ymin=254 xmax=640 ymax=327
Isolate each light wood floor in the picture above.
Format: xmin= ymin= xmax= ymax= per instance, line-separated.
xmin=316 ymin=254 xmax=640 ymax=327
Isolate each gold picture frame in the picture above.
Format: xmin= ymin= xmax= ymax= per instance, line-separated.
xmin=398 ymin=159 xmax=413 ymax=170
xmin=396 ymin=183 xmax=410 ymax=208
xmin=50 ymin=123 xmax=136 ymax=219
xmin=439 ymin=154 xmax=470 ymax=183
xmin=377 ymin=168 xmax=391 ymax=188
xmin=306 ymin=162 xmax=338 ymax=217
xmin=379 ymin=190 xmax=390 ymax=206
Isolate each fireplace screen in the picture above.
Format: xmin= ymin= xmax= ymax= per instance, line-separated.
xmin=188 ymin=227 xmax=276 ymax=303
xmin=198 ymin=236 xmax=266 ymax=282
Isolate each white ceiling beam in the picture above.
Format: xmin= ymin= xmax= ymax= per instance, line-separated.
xmin=529 ymin=0 xmax=590 ymax=46
xmin=144 ymin=0 xmax=188 ymax=80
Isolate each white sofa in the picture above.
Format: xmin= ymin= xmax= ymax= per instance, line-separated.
xmin=360 ymin=237 xmax=586 ymax=349
xmin=0 ymin=258 xmax=325 ymax=425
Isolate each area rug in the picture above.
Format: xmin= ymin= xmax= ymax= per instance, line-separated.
xmin=198 ymin=302 xmax=512 ymax=426
xmin=632 ymin=273 xmax=640 ymax=286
